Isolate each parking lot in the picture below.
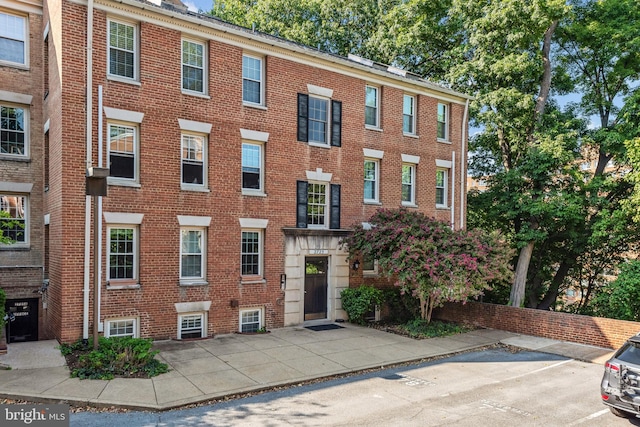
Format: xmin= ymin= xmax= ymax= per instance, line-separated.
xmin=71 ymin=347 xmax=640 ymax=426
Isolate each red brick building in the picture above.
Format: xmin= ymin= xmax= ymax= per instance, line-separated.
xmin=1 ymin=0 xmax=470 ymax=343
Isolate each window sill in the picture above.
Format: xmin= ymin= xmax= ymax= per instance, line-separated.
xmin=241 ymin=277 xmax=267 ymax=285
xmin=403 ymin=133 xmax=419 ymax=139
xmin=181 ymin=185 xmax=210 ymax=193
xmin=363 ymin=272 xmax=379 ymax=278
xmin=401 ymin=202 xmax=418 ymax=208
xmin=0 ymin=154 xmax=30 ymax=163
xmin=108 ymin=178 xmax=141 ymax=188
xmin=308 ymin=142 xmax=331 ymax=149
xmin=0 ymin=60 xmax=28 ymax=70
xmin=365 ymin=126 xmax=383 ymax=132
xmin=0 ymin=244 xmax=30 ymax=251
xmin=181 ymin=90 xmax=210 ymax=100
xmin=107 ymin=75 xmax=141 ymax=86
xmin=179 ymin=280 xmax=209 ymax=286
xmin=242 ymin=190 xmax=267 ymax=197
xmin=107 ymin=282 xmax=140 ymax=290
xmin=364 ymin=200 xmax=382 ymax=205
xmin=436 ymin=205 xmax=450 ymax=210
xmin=243 ymin=102 xmax=267 ymax=110
xmin=437 ymin=138 xmax=452 ymax=144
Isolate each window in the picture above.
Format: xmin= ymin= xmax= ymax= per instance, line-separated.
xmin=365 ymin=86 xmax=379 ymax=127
xmin=240 ymin=308 xmax=263 ymax=333
xmin=108 ymin=226 xmax=138 ymax=283
xmin=180 ymin=228 xmax=205 ymax=281
xmin=403 ymin=95 xmax=415 ymax=134
xmin=0 ymin=194 xmax=26 ymax=244
xmin=182 ymin=39 xmax=205 ymax=94
xmin=108 ymin=123 xmax=137 ymax=181
xmin=1 ymin=105 xmax=26 ymax=156
xmin=181 ymin=133 xmax=206 ymax=186
xmin=297 ymin=92 xmax=342 ymax=147
xmin=108 ymin=19 xmax=137 ymax=80
xmin=402 ymin=164 xmax=416 ymax=205
xmin=364 ymin=159 xmax=379 ymax=203
xmin=106 ymin=318 xmax=137 ymax=338
xmin=362 ymin=257 xmax=378 ymax=276
xmin=0 ymin=12 xmax=26 ymax=66
xmin=437 ymin=103 xmax=448 ymax=140
xmin=241 ymin=142 xmax=263 ymax=192
xmin=436 ymin=169 xmax=448 ymax=207
xmin=241 ymin=230 xmax=261 ymax=276
xmin=179 ymin=313 xmax=205 ymax=339
xmin=296 ymin=179 xmax=341 ymax=229
xmin=242 ymin=54 xmax=263 ymax=105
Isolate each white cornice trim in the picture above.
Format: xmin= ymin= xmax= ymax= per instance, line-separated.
xmin=103 ymin=212 xmax=144 ymax=224
xmin=179 ymin=119 xmax=212 ymax=134
xmin=0 ymin=90 xmax=32 ymax=105
xmin=307 ymin=84 xmax=333 ymax=98
xmin=306 ymin=168 xmax=332 ymax=182
xmin=239 ymin=218 xmax=268 ymax=229
xmin=402 ymin=154 xmax=421 ymax=164
xmin=103 ymin=107 xmax=144 ymax=123
xmin=177 ymin=215 xmax=211 ymax=227
xmin=363 ymin=148 xmax=384 ymax=159
xmin=240 ymin=128 xmax=269 ymax=142
xmin=436 ymin=159 xmax=452 ymax=168
xmin=175 ymin=301 xmax=211 ymax=313
xmin=0 ymin=182 xmax=33 ymax=193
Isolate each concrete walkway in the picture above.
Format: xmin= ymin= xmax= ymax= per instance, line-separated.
xmin=0 ymin=324 xmax=615 ymax=411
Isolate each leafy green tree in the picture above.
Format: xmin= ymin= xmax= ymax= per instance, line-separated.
xmin=590 ymin=260 xmax=640 ymax=321
xmin=341 ymin=209 xmax=513 ymax=323
xmin=0 ymin=210 xmax=20 ymax=244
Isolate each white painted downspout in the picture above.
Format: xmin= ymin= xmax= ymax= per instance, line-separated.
xmin=97 ymin=85 xmax=103 ymax=332
xmin=460 ymin=99 xmax=470 ymax=229
xmin=83 ymin=0 xmax=95 ymax=341
xmin=450 ymin=151 xmax=455 ymax=229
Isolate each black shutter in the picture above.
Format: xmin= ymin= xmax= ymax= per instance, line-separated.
xmin=331 ymin=100 xmax=342 ymax=147
xmin=330 ymin=183 xmax=341 ymax=229
xmin=297 ymin=93 xmax=309 ymax=142
xmin=296 ymin=180 xmax=308 ymax=228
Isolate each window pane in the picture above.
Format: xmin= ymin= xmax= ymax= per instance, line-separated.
xmin=109 ymin=319 xmax=135 ymax=337
xmin=182 ymin=41 xmax=204 ymax=92
xmin=402 ymin=165 xmax=414 ymax=203
xmin=241 ymin=310 xmax=260 ymax=333
xmin=365 ymin=87 xmax=377 ymax=126
xmin=242 ymin=143 xmax=261 ymax=190
xmin=109 ymin=228 xmax=134 ymax=279
xmin=241 ymin=231 xmax=260 ymax=275
xmin=109 ymin=21 xmax=135 ymax=78
xmin=307 ymin=183 xmax=327 ymax=226
xmin=364 ymin=160 xmax=377 ymax=200
xmin=0 ymin=13 xmax=25 ymax=64
xmin=308 ymin=98 xmax=327 ymax=144
xmin=0 ymin=195 xmax=26 ymax=242
xmin=0 ymin=106 xmax=25 ymax=155
xmin=242 ymin=55 xmax=262 ymax=103
xmin=437 ymin=104 xmax=447 ymax=139
xmin=182 ymin=135 xmax=204 ymax=184
xmin=181 ymin=230 xmax=203 ymax=278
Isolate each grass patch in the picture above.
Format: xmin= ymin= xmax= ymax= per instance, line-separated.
xmin=59 ymin=337 xmax=168 ymax=380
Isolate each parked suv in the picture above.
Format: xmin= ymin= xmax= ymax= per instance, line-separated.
xmin=601 ymin=333 xmax=640 ymax=417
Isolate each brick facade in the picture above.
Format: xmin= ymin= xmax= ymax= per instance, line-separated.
xmin=2 ymin=0 xmax=470 ymax=343
xmin=434 ymin=301 xmax=640 ymax=350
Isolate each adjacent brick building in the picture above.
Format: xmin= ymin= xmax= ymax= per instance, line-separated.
xmin=1 ymin=0 xmax=470 ymax=344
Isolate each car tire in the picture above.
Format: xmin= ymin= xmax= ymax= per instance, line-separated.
xmin=609 ymin=407 xmax=631 ymax=418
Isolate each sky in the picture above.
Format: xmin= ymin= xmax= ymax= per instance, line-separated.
xmin=184 ymin=0 xmax=213 ymax=12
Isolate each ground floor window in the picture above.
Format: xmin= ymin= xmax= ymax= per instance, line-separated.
xmin=179 ymin=313 xmax=205 ymax=339
xmin=105 ymin=318 xmax=137 ymax=338
xmin=239 ymin=308 xmax=263 ymax=333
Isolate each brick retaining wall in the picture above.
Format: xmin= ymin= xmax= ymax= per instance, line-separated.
xmin=434 ymin=301 xmax=640 ymax=350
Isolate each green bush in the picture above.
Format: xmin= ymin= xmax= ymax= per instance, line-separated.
xmin=380 ymin=287 xmax=420 ymax=323
xmin=60 ymin=336 xmax=168 ymax=380
xmin=397 ymin=319 xmax=471 ymax=339
xmin=341 ymin=285 xmax=383 ymax=325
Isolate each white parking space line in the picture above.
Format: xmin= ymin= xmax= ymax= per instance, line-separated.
xmin=503 ymin=358 xmax=574 ymax=382
xmin=567 ymin=408 xmax=610 ymax=425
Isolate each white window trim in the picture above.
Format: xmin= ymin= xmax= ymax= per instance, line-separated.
xmin=364 ymin=158 xmax=380 ymax=204
xmin=436 ymin=168 xmax=449 ymax=208
xmin=181 ymin=132 xmax=208 ymax=191
xmin=363 ymin=259 xmax=379 ymax=277
xmin=437 ymin=103 xmax=449 ymax=142
xmin=239 ymin=307 xmax=264 ymax=333
xmin=307 ymin=181 xmax=329 ymax=230
xmin=365 ymin=85 xmax=380 ymax=129
xmin=242 ymin=53 xmax=265 ymax=106
xmin=107 ymin=121 xmax=140 ymax=185
xmin=105 ymin=317 xmax=139 ymax=338
xmin=0 ymin=192 xmax=29 ymax=247
xmin=401 ymin=163 xmax=417 ymax=207
xmin=0 ymin=11 xmax=28 ymax=68
xmin=241 ymin=140 xmax=265 ymax=196
xmin=240 ymin=228 xmax=264 ymax=279
xmin=403 ymin=94 xmax=416 ymax=135
xmin=106 ymin=224 xmax=139 ymax=286
xmin=178 ymin=312 xmax=206 ymax=339
xmin=0 ymin=102 xmax=29 ymax=158
xmin=307 ymin=94 xmax=331 ymax=147
xmin=181 ymin=38 xmax=208 ymax=95
xmin=179 ymin=227 xmax=207 ymax=285
xmin=107 ymin=18 xmax=139 ymax=83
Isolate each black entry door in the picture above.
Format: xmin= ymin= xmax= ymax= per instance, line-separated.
xmin=304 ymin=257 xmax=328 ymax=321
xmin=5 ymin=298 xmax=39 ymax=343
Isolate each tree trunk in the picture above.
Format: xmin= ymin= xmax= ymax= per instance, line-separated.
xmin=509 ymin=241 xmax=535 ymax=307
xmin=537 ymin=261 xmax=572 ymax=310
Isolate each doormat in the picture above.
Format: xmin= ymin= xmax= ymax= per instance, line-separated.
xmin=305 ymin=324 xmax=345 ymax=332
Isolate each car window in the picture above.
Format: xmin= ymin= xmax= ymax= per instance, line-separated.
xmin=617 ymin=342 xmax=640 ymax=365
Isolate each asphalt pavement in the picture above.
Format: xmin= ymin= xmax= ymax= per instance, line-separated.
xmin=0 ymin=324 xmax=615 ymax=411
